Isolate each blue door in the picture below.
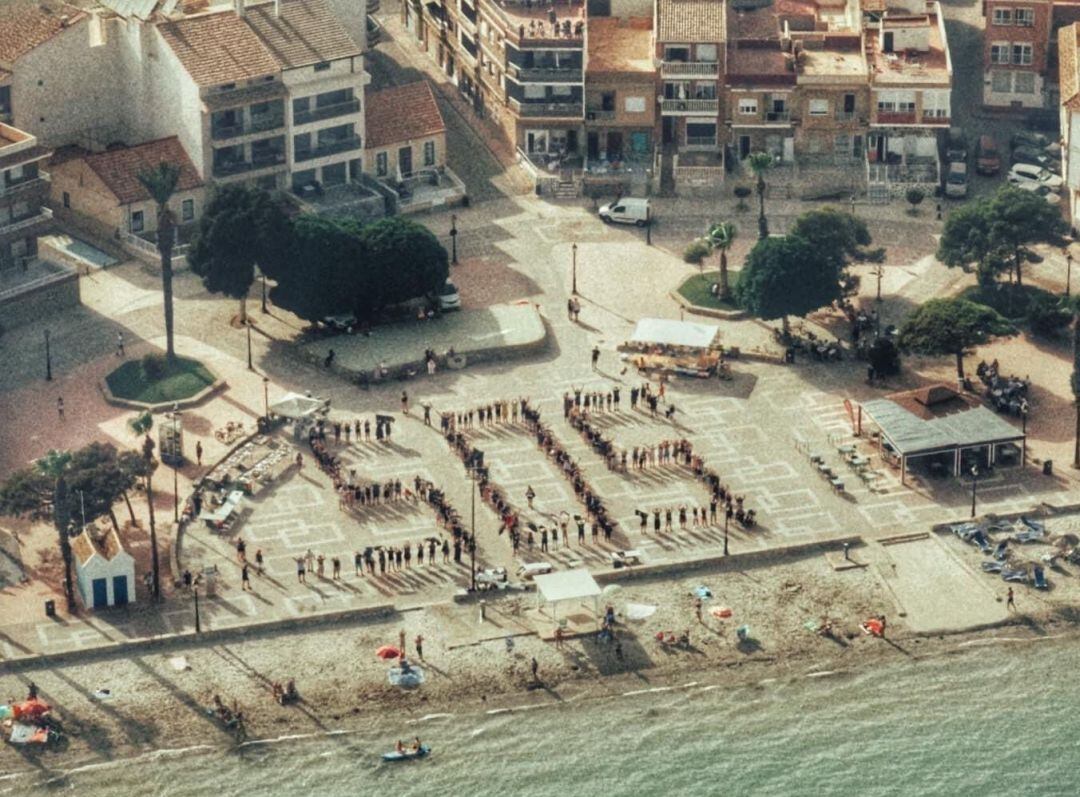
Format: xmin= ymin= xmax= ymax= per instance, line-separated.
xmin=92 ymin=578 xmax=108 ymax=608
xmin=112 ymin=575 xmax=129 ymax=606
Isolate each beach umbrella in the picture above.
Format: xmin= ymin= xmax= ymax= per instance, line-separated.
xmin=376 ymin=646 xmax=402 ymax=660
xmin=601 ymin=584 xmax=621 ymax=598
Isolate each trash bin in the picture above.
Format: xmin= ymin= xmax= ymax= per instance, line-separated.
xmin=1043 ymin=460 xmax=1053 ymax=476
xmin=44 ymin=599 xmax=56 ymax=618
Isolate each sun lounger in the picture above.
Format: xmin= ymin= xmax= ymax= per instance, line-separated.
xmin=981 ymin=561 xmax=1004 ymax=573
xmin=1033 ymin=566 xmax=1049 ymax=590
xmin=1013 ymin=528 xmax=1045 ymax=544
xmin=1021 ymin=516 xmax=1046 ymax=534
xmin=970 ymin=530 xmax=992 ymax=553
xmin=951 ymin=523 xmax=979 ymax=540
xmin=993 ymin=541 xmax=1009 ymax=561
xmin=1001 ymin=566 xmax=1028 ymax=583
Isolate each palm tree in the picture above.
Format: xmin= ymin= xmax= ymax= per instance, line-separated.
xmin=707 ymin=221 xmax=737 ymax=301
xmin=129 ymin=411 xmax=161 ymax=599
xmin=137 ymin=163 xmax=182 ymax=362
xmin=35 ymin=449 xmax=77 ymax=612
xmin=747 ymin=151 xmax=773 ymax=240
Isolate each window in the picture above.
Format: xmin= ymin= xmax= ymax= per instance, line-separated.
xmin=62 ymin=191 xmax=70 ymax=208
xmin=738 ymin=98 xmax=758 ymax=115
xmin=181 ymin=198 xmax=194 ymax=222
xmin=1014 ymin=71 xmax=1036 ymax=93
xmin=423 ymin=140 xmax=436 ymax=166
xmin=696 ymin=44 xmax=718 ymax=62
xmin=990 ymin=43 xmax=1010 ymax=64
xmin=376 ymin=152 xmax=388 ymax=177
xmin=1013 ymin=43 xmax=1032 ymax=65
xmin=131 ymin=210 xmax=144 ymax=233
xmin=601 ymin=91 xmax=616 ymax=111
xmin=809 ymin=99 xmax=829 ymax=116
xmin=991 ymin=70 xmax=1013 ymax=92
xmin=314 ymin=61 xmax=331 ymax=72
xmin=1015 ymin=8 xmax=1034 ymax=26
xmin=991 ymin=7 xmax=1013 ymax=25
xmin=293 ymin=97 xmax=310 ymax=115
xmin=624 ymin=96 xmax=646 ymax=113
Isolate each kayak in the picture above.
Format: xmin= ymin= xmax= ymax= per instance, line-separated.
xmin=382 ymin=745 xmax=431 ymax=762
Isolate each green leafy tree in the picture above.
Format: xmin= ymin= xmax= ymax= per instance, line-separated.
xmin=65 ymin=442 xmax=138 ymax=533
xmin=735 ymin=235 xmax=841 ymax=332
xmin=137 ymin=163 xmax=182 ymax=362
xmin=359 ymin=216 xmax=449 ymax=307
xmin=188 ymin=185 xmax=293 ymax=323
xmin=898 ymin=297 xmax=1016 ymax=381
xmin=706 ymin=221 xmax=737 ymax=300
xmin=747 ymin=152 xmax=773 ymax=239
xmin=937 ymin=186 xmax=1066 ymax=286
xmin=789 ymin=207 xmax=878 ymax=297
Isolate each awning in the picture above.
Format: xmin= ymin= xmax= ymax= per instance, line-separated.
xmin=629 ymin=318 xmax=721 ymax=350
xmin=268 ymin=392 xmax=329 ymax=420
xmin=535 ymin=569 xmax=601 ymax=604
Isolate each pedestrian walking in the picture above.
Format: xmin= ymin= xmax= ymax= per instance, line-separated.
xmin=554 ymin=626 xmax=564 ymax=649
xmin=591 ymin=346 xmax=600 ymax=371
xmin=236 ymin=537 xmax=246 ymax=562
xmin=694 ymin=597 xmax=703 ymax=624
xmin=115 ymin=332 xmax=125 ymax=356
xmin=295 ymin=451 xmax=304 ymax=470
xmin=254 ymin=548 xmax=264 ymax=576
xmin=531 ymin=657 xmax=539 ymax=682
xmin=415 ymin=634 xmax=424 ymax=661
xmin=526 ymin=485 xmax=536 ymax=508
xmin=401 ymin=390 xmax=409 ymax=415
xmin=354 ymin=550 xmax=363 ymax=576
xmin=399 ymin=629 xmax=407 ymax=655
xmin=241 ymin=563 xmax=252 ymax=591
xmin=1007 ymin=587 xmax=1016 ymax=611
xmin=879 ymin=615 xmax=887 ymax=637
xmin=57 ymin=396 xmax=64 ymax=420
xmin=196 ymin=440 xmax=203 ymax=466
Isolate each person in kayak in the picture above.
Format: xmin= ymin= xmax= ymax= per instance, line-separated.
xmin=412 ymin=737 xmax=422 ymax=753
xmin=396 ymin=740 xmax=405 ymax=754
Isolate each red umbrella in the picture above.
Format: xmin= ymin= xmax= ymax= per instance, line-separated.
xmin=376 ymin=645 xmax=402 ymax=660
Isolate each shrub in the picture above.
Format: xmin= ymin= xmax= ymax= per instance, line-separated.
xmin=868 ymin=337 xmax=901 ymax=377
xmin=1028 ymin=293 xmax=1072 ymax=337
xmin=905 ymin=187 xmax=925 ymax=214
xmin=683 ymin=238 xmax=711 ymax=265
xmin=141 ymin=353 xmax=167 ymax=381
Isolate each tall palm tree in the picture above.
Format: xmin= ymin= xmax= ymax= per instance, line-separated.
xmin=35 ymin=449 xmax=76 ymax=611
xmin=747 ymin=151 xmax=773 ymax=240
xmin=137 ymin=163 xmax=182 ymax=362
xmin=129 ymin=411 xmax=161 ymax=599
xmin=1070 ymin=299 xmax=1080 ymax=469
xmin=707 ymin=221 xmax=737 ymax=301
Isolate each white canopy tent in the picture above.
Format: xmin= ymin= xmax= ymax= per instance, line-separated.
xmin=534 ymin=569 xmax=602 ymax=626
xmin=629 ymin=318 xmax=721 ymax=350
xmin=268 ymin=392 xmax=329 ymax=421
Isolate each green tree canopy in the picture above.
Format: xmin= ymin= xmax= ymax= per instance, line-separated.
xmin=789 ymin=207 xmax=877 ymax=274
xmin=898 ymin=297 xmax=1016 ymax=380
xmin=734 ymin=234 xmax=842 ymax=323
xmin=359 ymin=216 xmax=449 ymax=307
xmin=937 ymin=185 xmax=1066 ymax=285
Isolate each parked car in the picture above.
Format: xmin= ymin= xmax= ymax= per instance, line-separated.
xmin=434 ymin=279 xmax=460 ymax=311
xmin=1007 ymin=162 xmax=1065 ymax=189
xmin=1010 ymin=130 xmax=1050 ymax=150
xmin=946 ymin=127 xmax=967 ymax=164
xmin=321 ymin=313 xmax=357 ymax=332
xmin=975 ymin=135 xmax=1001 ymax=175
xmin=945 ymin=162 xmax=969 ymax=198
xmin=1011 ymin=146 xmax=1059 ymax=170
xmin=1014 ymin=181 xmax=1062 ymax=205
xmin=598 ymin=197 xmax=651 ymax=226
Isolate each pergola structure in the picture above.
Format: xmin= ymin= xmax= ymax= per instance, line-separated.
xmin=534 ymin=569 xmax=602 ymax=628
xmin=860 ymin=385 xmax=1025 ymax=484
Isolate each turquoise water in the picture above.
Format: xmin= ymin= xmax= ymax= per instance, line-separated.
xmin=5 ymin=636 xmax=1080 ymax=796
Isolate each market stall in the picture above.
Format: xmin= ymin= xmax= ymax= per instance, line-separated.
xmin=620 ymin=318 xmax=725 ymax=378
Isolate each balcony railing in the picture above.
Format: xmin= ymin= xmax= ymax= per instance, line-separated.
xmin=660 ymin=61 xmax=719 ymax=77
xmin=661 ymin=98 xmax=719 ymax=114
xmin=510 ymin=99 xmax=583 ymax=118
xmin=293 ymin=99 xmax=361 ymax=126
xmin=921 ymin=113 xmax=950 ymax=125
xmin=875 ymin=111 xmax=917 ymax=125
xmin=509 ymin=63 xmax=583 ymax=82
xmin=586 ymin=108 xmax=616 ymax=121
xmin=685 ymin=136 xmax=718 ymax=148
xmin=212 ymin=153 xmax=287 ymax=177
xmin=294 ymin=136 xmax=363 ymax=162
xmin=0 ymin=206 xmax=52 ymax=235
xmin=0 ymin=173 xmax=50 ymax=199
xmin=211 ymin=115 xmax=285 ymax=140
xmin=834 ymin=110 xmax=856 ymax=121
xmin=765 ymin=110 xmax=791 ymax=123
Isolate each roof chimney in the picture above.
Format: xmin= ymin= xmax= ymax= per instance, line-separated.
xmin=235 ymin=0 xmax=245 ymax=17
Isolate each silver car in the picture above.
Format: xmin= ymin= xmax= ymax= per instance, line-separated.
xmin=1007 ymin=162 xmax=1064 ymax=190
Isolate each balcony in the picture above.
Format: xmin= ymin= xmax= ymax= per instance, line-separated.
xmin=0 ymin=173 xmax=50 ymax=199
xmin=921 ymin=113 xmax=950 ymax=126
xmin=0 ymin=206 xmax=52 ymax=235
xmin=585 ymin=108 xmax=616 ymax=122
xmin=834 ymin=110 xmax=856 ymax=121
xmin=508 ymin=63 xmax=583 ymax=82
xmin=685 ymin=136 xmax=718 ymax=148
xmin=211 ymin=115 xmax=285 ymax=141
xmin=660 ymin=98 xmax=719 ymax=115
xmin=765 ymin=111 xmax=791 ymax=123
xmin=874 ymin=111 xmax=917 ymax=125
xmin=509 ymin=98 xmax=583 ymax=118
xmin=293 ymin=99 xmax=361 ymax=126
xmin=212 ymin=153 xmax=287 ymax=177
xmin=660 ymin=61 xmax=719 ymax=78
xmin=294 ymin=136 xmax=363 ymax=162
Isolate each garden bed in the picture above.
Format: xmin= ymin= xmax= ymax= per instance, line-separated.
xmin=105 ymin=356 xmax=216 ymax=405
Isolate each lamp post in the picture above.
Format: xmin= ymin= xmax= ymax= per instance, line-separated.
xmin=571 ymin=242 xmax=578 ymax=296
xmin=193 ymin=582 xmax=201 ymax=634
xmin=262 ymin=376 xmax=270 ymax=421
xmin=970 ymin=464 xmax=980 ymax=519
xmin=1021 ymin=401 xmax=1029 ymax=467
xmin=246 ymin=320 xmax=253 ymax=371
xmin=1067 ymin=251 xmax=1073 ymax=298
xmin=875 ymin=264 xmax=884 ymax=303
xmin=450 ymin=213 xmax=458 ymax=265
xmin=44 ymin=328 xmax=52 ymax=381
xmin=170 ymin=405 xmax=182 ymax=523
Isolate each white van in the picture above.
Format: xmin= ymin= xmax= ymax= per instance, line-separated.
xmin=598 ymin=198 xmax=651 ymax=227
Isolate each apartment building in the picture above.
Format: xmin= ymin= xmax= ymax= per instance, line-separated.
xmin=0 ymin=122 xmax=52 ymax=272
xmin=1058 ymin=22 xmax=1080 ymax=230
xmin=983 ymin=0 xmax=1052 ymax=108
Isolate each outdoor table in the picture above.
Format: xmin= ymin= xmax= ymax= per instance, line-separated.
xmin=851 ymin=455 xmax=870 ymax=468
xmin=198 ymin=490 xmax=244 ymax=526
xmin=809 ymin=453 xmax=823 ymax=464
xmin=829 ymin=478 xmax=845 ymax=493
xmin=817 ymin=463 xmax=833 ymax=476
xmin=837 ymin=444 xmax=856 ymax=457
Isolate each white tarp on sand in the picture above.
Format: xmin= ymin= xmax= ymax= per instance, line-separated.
xmin=629 ymin=318 xmax=720 ymax=350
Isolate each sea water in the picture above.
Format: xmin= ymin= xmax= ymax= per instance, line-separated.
xmin=4 ymin=635 xmax=1080 ymax=797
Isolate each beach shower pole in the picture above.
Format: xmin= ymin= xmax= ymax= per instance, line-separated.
xmin=571 ymin=242 xmax=578 ymax=295
xmin=194 ymin=584 xmax=201 ymax=634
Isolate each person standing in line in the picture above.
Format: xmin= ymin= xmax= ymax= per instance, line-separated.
xmin=304 ymin=548 xmax=315 ymax=573
xmin=296 ymin=557 xmax=306 ymax=584
xmin=401 ymin=390 xmax=409 ymax=415
xmin=354 ymin=550 xmax=363 ymax=576
xmin=540 ymin=527 xmax=549 ymax=552
xmin=415 ymin=634 xmax=424 ymax=661
xmin=316 ymin=554 xmax=325 ymax=577
xmin=332 ymin=556 xmax=341 ymax=580
xmin=241 ymin=563 xmax=252 ymax=591
xmin=423 ymin=402 xmax=432 ymax=426
xmin=254 ymin=548 xmax=264 ymax=576
xmin=591 ymin=346 xmax=600 ymax=371
xmin=577 ymin=516 xmax=586 ymax=544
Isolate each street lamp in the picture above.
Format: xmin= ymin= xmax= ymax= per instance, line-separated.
xmin=1067 ymin=251 xmax=1073 ymax=298
xmin=262 ymin=376 xmax=270 ymax=422
xmin=875 ymin=264 xmax=884 ymax=303
xmin=450 ymin=213 xmax=458 ymax=265
xmin=970 ymin=464 xmax=980 ymax=519
xmin=44 ymin=328 xmax=52 ymax=381
xmin=571 ymin=242 xmax=578 ymax=296
xmin=170 ymin=404 xmax=182 ymax=523
xmin=193 ymin=581 xmax=201 ymax=634
xmin=1021 ymin=401 xmax=1029 ymax=467
xmin=246 ymin=320 xmax=253 ymax=371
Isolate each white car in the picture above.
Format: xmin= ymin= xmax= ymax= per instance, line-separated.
xmin=1015 ymin=181 xmax=1062 ymax=205
xmin=1007 ymin=162 xmax=1064 ymax=190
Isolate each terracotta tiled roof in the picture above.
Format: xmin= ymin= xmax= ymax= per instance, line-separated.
xmin=365 ymin=81 xmax=445 ymax=149
xmin=1060 ymin=23 xmax=1080 ymax=109
xmin=657 ymin=0 xmax=725 ymax=44
xmin=0 ymin=2 xmax=85 ymax=64
xmin=158 ymin=9 xmax=280 ymax=86
xmin=244 ymin=0 xmax=361 ymax=69
xmin=82 ymin=137 xmax=203 ymax=205
xmin=587 ymin=17 xmax=654 ymax=74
